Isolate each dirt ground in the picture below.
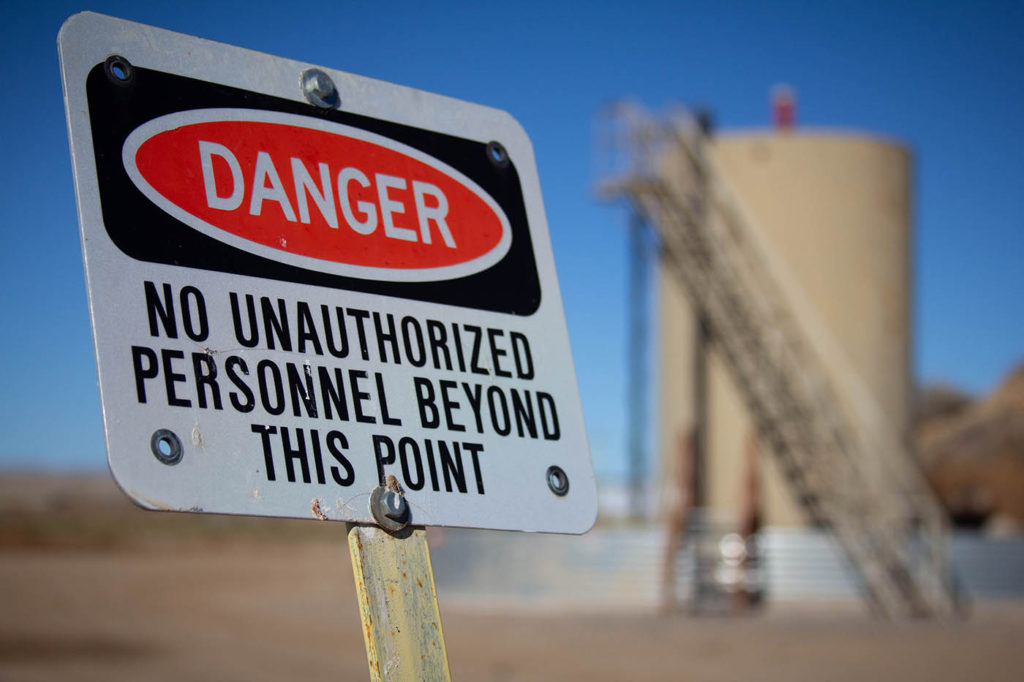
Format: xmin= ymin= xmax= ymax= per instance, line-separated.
xmin=2 ymin=474 xmax=1023 ymax=681
xmin=0 ymin=540 xmax=1022 ymax=682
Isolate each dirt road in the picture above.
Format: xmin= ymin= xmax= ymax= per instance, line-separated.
xmin=2 ymin=539 xmax=1023 ymax=682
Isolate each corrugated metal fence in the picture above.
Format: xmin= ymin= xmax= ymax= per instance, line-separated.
xmin=431 ymin=526 xmax=1024 ymax=612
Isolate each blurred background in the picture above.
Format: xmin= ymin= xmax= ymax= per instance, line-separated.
xmin=2 ymin=1 xmax=1024 ymax=680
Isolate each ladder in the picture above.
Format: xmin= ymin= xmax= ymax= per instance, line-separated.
xmin=598 ymin=103 xmax=961 ymax=618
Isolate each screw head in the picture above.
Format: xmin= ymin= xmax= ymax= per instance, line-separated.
xmin=383 ymin=490 xmax=407 ymax=520
xmin=104 ymin=55 xmax=135 ymax=87
xmin=300 ymin=68 xmax=340 ymax=109
xmin=369 ymin=485 xmax=410 ymax=531
xmin=486 ymin=141 xmax=510 ymax=168
xmin=150 ymin=429 xmax=183 ymax=466
xmin=546 ymin=465 xmax=570 ymax=496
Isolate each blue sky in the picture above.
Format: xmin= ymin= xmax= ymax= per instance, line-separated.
xmin=1 ymin=1 xmax=1022 ymax=475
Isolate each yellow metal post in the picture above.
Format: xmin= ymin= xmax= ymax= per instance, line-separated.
xmin=347 ymin=523 xmax=451 ymax=681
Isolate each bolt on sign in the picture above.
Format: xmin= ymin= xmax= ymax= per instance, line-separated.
xmin=59 ymin=12 xmax=597 ymax=533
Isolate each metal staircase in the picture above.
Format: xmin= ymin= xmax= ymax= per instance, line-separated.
xmin=598 ymin=103 xmax=961 ymax=618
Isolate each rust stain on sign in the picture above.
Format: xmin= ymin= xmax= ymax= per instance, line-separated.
xmin=310 ymin=498 xmax=328 ymax=520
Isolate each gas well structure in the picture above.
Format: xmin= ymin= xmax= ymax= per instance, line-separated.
xmin=598 ymin=98 xmax=961 ymax=619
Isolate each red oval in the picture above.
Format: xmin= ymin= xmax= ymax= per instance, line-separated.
xmin=131 ymin=118 xmax=506 ymax=272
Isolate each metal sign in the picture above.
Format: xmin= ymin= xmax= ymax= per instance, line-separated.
xmin=59 ymin=12 xmax=596 ymax=533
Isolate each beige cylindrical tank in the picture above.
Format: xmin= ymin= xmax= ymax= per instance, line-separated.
xmin=658 ymin=131 xmax=913 ymax=526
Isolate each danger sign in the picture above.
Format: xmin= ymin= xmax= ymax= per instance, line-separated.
xmin=59 ymin=12 xmax=596 ymax=533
